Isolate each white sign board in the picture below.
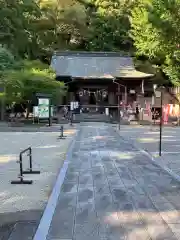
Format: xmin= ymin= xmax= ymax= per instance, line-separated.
xmin=33 ymin=106 xmax=53 ymax=118
xmin=70 ymin=101 xmax=79 ymax=110
xmin=38 ymin=98 xmax=50 ymax=106
xmin=38 ymin=98 xmax=50 ymax=119
xmin=38 ymin=106 xmax=49 ymax=118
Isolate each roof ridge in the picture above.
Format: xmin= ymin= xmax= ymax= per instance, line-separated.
xmin=53 ymin=51 xmax=131 ymax=57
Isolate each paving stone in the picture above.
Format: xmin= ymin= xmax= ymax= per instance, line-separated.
xmin=117 ymin=208 xmax=144 ymax=225
xmin=107 ymin=177 xmax=125 ymax=189
xmin=56 ymin=193 xmax=77 ymax=210
xmin=76 ymin=203 xmax=97 ymax=225
xmin=61 ymin=182 xmax=78 ymax=194
xmin=146 ymin=224 xmax=178 ymax=240
xmin=47 ymin=208 xmax=75 ymax=239
xmin=124 ymin=224 xmax=151 ymax=240
xmin=130 ymin=195 xmax=157 ymax=212
xmin=126 ymin=185 xmax=146 ymax=196
xmin=111 ymin=188 xmax=130 ymax=203
xmin=46 ymin=124 xmax=180 ymax=240
xmin=78 ymin=187 xmax=94 ymax=202
xmin=94 ymin=184 xmax=111 ymax=195
xmin=169 ymin=224 xmax=180 ymax=239
xmin=95 ymin=194 xmax=115 ymax=217
xmin=78 ymin=172 xmax=93 ymax=185
xmin=74 ymin=221 xmax=101 ymax=240
xmin=99 ymin=223 xmax=127 ymax=240
xmin=64 ymin=171 xmax=79 ymax=182
xmin=7 ymin=222 xmax=38 ymax=240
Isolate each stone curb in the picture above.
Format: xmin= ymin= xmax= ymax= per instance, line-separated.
xmin=114 ymin=126 xmax=180 ymax=184
xmin=33 ymin=126 xmax=79 ymax=240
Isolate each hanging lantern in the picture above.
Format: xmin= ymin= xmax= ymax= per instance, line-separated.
xmin=79 ymin=91 xmax=83 ymax=97
xmin=102 ymin=91 xmax=107 ymax=98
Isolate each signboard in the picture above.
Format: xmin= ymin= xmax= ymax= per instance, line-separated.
xmin=33 ymin=106 xmax=53 ymax=118
xmin=38 ymin=98 xmax=50 ymax=119
xmin=38 ymin=98 xmax=50 ymax=106
xmin=38 ymin=106 xmax=49 ymax=118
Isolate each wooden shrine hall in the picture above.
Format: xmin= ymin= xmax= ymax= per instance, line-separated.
xmin=51 ymin=51 xmax=154 ymax=110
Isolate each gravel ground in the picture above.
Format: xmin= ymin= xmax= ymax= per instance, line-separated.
xmin=0 ymin=124 xmax=77 ymax=239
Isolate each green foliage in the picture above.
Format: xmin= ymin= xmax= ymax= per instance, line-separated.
xmin=1 ymin=58 xmax=65 ymax=104
xmin=85 ymin=0 xmax=133 ymax=51
xmin=0 ymin=46 xmax=15 ymax=72
xmin=0 ymin=0 xmax=41 ymax=58
xmin=0 ymin=0 xmax=134 ymax=59
xmin=130 ymin=0 xmax=180 ymax=85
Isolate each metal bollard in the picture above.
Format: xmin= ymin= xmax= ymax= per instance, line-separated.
xmin=59 ymin=125 xmax=66 ymax=139
xmin=11 ymin=147 xmax=40 ymax=184
xmin=23 ymin=148 xmax=41 ymax=174
xmin=11 ymin=152 xmax=33 ymax=184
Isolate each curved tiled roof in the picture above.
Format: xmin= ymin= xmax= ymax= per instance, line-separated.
xmin=51 ymin=52 xmax=153 ymax=79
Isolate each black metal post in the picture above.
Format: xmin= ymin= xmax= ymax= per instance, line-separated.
xmin=58 ymin=125 xmax=66 ymax=139
xmin=48 ymin=104 xmax=51 ymax=126
xmin=118 ymin=84 xmax=120 ymax=131
xmin=23 ymin=148 xmax=40 ymax=174
xmin=70 ymin=111 xmax=73 ymax=126
xmin=11 ymin=151 xmax=33 ymax=184
xmin=19 ymin=154 xmax=23 ymax=180
xmin=159 ymin=90 xmax=163 ymax=156
xmin=61 ymin=125 xmax=64 ymax=138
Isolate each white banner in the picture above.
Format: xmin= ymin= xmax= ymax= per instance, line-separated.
xmin=70 ymin=101 xmax=79 ymax=110
xmin=38 ymin=98 xmax=49 ymax=106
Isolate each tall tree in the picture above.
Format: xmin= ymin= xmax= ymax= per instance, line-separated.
xmin=83 ymin=0 xmax=133 ymax=51
xmin=0 ymin=0 xmax=41 ymax=57
xmin=130 ymin=0 xmax=180 ymax=85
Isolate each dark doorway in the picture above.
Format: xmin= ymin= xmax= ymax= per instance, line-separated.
xmin=89 ymin=92 xmax=96 ymax=104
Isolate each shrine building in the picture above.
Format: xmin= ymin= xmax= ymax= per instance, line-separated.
xmin=51 ymin=51 xmax=154 ymax=111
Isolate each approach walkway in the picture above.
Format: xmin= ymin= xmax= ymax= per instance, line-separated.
xmin=38 ymin=123 xmax=180 ymax=240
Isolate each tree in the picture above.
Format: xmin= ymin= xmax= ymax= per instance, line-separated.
xmin=130 ymin=0 xmax=180 ymax=85
xmin=2 ymin=59 xmax=65 ymax=117
xmin=82 ymin=0 xmax=133 ymax=51
xmin=0 ymin=45 xmax=15 ymax=72
xmin=0 ymin=0 xmax=41 ymax=58
xmin=35 ymin=0 xmax=87 ymax=57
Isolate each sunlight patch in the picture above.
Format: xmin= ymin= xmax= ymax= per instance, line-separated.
xmin=0 ymin=155 xmax=17 ymax=163
xmin=137 ymin=138 xmax=159 ymax=143
xmin=34 ymin=145 xmax=58 ymax=149
xmin=92 ymin=136 xmax=107 ymax=140
xmin=110 ymin=151 xmax=136 ymax=160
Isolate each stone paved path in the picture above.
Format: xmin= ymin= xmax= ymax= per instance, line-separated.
xmin=117 ymin=125 xmax=180 ymax=176
xmin=47 ymin=123 xmax=180 ymax=240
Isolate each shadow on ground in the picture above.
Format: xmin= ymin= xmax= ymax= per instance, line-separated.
xmin=46 ymin=124 xmax=180 ymax=240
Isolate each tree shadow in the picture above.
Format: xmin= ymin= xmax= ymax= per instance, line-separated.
xmin=46 ymin=124 xmax=180 ymax=240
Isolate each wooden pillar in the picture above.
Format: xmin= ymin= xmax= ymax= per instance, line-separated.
xmin=108 ymin=92 xmax=115 ymax=105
